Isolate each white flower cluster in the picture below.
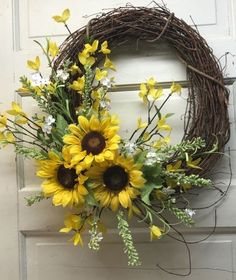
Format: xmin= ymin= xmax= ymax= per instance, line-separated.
xmin=88 ymin=222 xmax=103 ymax=251
xmin=31 ymin=73 xmax=49 ymax=87
xmin=42 ymin=115 xmax=55 ymax=134
xmin=145 ymin=151 xmax=161 ymax=166
xmin=101 ymin=77 xmax=112 ymax=88
xmin=56 ymin=69 xmax=69 ymax=81
xmin=123 ymin=142 xmax=137 ymax=155
xmin=184 ymin=209 xmax=196 ymax=217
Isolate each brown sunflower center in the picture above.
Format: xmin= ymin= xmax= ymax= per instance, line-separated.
xmin=103 ymin=165 xmax=129 ymax=192
xmin=57 ymin=165 xmax=77 ymax=190
xmin=81 ymin=131 xmax=106 ymax=155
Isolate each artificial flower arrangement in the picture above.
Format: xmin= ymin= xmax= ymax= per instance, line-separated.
xmin=0 ymin=9 xmax=214 ymax=266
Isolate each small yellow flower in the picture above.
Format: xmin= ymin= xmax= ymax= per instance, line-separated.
xmin=0 ymin=115 xmax=7 ymax=128
xmin=70 ymin=76 xmax=85 ymax=92
xmin=186 ymin=155 xmax=202 ymax=170
xmin=52 ymin=9 xmax=70 ymax=23
xmin=157 ymin=116 xmax=172 ymax=131
xmin=46 ymin=83 xmax=57 ymax=94
xmin=150 ymin=87 xmax=163 ymax=100
xmin=95 ymin=68 xmax=108 ymax=81
xmin=166 ymin=160 xmax=183 ymax=172
xmin=150 ymin=225 xmax=162 ymax=240
xmin=78 ymin=51 xmax=96 ymax=66
xmin=100 ymin=41 xmax=111 ymax=54
xmin=147 ymin=77 xmax=156 ymax=88
xmin=15 ymin=115 xmax=28 ymax=125
xmin=137 ymin=117 xmax=148 ymax=129
xmin=104 ymin=56 xmax=116 ymax=71
xmin=6 ymin=102 xmax=27 ymax=117
xmin=17 ymin=86 xmax=31 ymax=94
xmin=60 ymin=214 xmax=84 ymax=246
xmin=0 ymin=131 xmax=4 ymax=141
xmin=84 ymin=40 xmax=99 ymax=53
xmin=48 ymin=41 xmax=59 ymax=58
xmin=5 ymin=132 xmax=15 ymax=143
xmin=72 ymin=232 xmax=83 ymax=246
xmin=139 ymin=83 xmax=148 ymax=104
xmin=69 ymin=64 xmax=80 ymax=75
xmin=152 ymin=136 xmax=170 ymax=149
xmin=27 ymin=56 xmax=40 ymax=71
xmin=170 ymin=82 xmax=182 ymax=94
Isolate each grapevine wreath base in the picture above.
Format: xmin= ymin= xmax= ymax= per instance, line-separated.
xmin=54 ymin=5 xmax=230 ymax=174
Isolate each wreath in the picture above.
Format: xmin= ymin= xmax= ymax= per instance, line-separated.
xmin=0 ymin=5 xmax=229 ymax=267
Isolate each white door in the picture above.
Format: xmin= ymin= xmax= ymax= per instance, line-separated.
xmin=1 ymin=0 xmax=236 ymax=279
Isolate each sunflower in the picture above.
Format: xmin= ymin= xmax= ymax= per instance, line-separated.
xmin=63 ymin=115 xmax=120 ymax=168
xmin=37 ymin=147 xmax=88 ymax=207
xmin=86 ymin=155 xmax=146 ymax=211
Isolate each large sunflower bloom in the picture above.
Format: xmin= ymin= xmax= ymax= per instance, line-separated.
xmin=37 ymin=147 xmax=88 ymax=207
xmin=86 ymin=155 xmax=146 ymax=211
xmin=63 ymin=115 xmax=120 ymax=168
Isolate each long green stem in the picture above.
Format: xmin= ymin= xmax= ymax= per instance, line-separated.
xmin=34 ymin=40 xmax=52 ymax=68
xmin=139 ymin=199 xmax=171 ymax=233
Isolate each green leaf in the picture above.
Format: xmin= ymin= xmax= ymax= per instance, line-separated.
xmin=50 ymin=129 xmax=64 ymax=148
xmin=134 ymin=150 xmax=148 ymax=164
xmin=85 ymin=190 xmax=99 ymax=207
xmin=165 ymin=113 xmax=175 ymax=118
xmin=141 ymin=180 xmax=162 ymax=205
xmin=24 ymin=192 xmax=46 ymax=206
xmin=154 ymin=105 xmax=162 ymax=119
xmin=56 ymin=114 xmax=68 ymax=135
xmin=142 ymin=162 xmax=161 ymax=178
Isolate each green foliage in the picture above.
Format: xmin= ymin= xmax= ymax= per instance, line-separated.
xmin=85 ymin=189 xmax=99 ymax=207
xmin=117 ymin=211 xmax=141 ymax=266
xmin=141 ymin=162 xmax=163 ymax=205
xmin=159 ymin=137 xmax=206 ymax=161
xmin=166 ymin=201 xmax=194 ymax=226
xmin=141 ymin=180 xmax=162 ymax=205
xmin=81 ymin=66 xmax=94 ymax=115
xmin=164 ymin=171 xmax=212 ymax=187
xmin=25 ymin=192 xmax=45 ymax=206
xmin=134 ymin=150 xmax=148 ymax=164
xmin=15 ymin=145 xmax=47 ymax=160
xmin=142 ymin=162 xmax=162 ymax=179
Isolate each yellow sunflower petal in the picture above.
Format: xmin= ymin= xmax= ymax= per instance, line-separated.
xmin=103 ymin=150 xmax=114 ymax=160
xmin=77 ymin=184 xmax=88 ymax=196
xmin=89 ymin=115 xmax=100 ymax=131
xmin=118 ymin=190 xmax=130 ymax=208
xmin=110 ymin=196 xmax=119 ymax=211
xmin=61 ymin=191 xmax=73 ymax=207
xmin=78 ymin=115 xmax=90 ymax=132
xmin=94 ymin=154 xmax=105 ymax=163
xmin=63 ymin=134 xmax=80 ymax=145
xmin=84 ymin=154 xmax=94 ymax=166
